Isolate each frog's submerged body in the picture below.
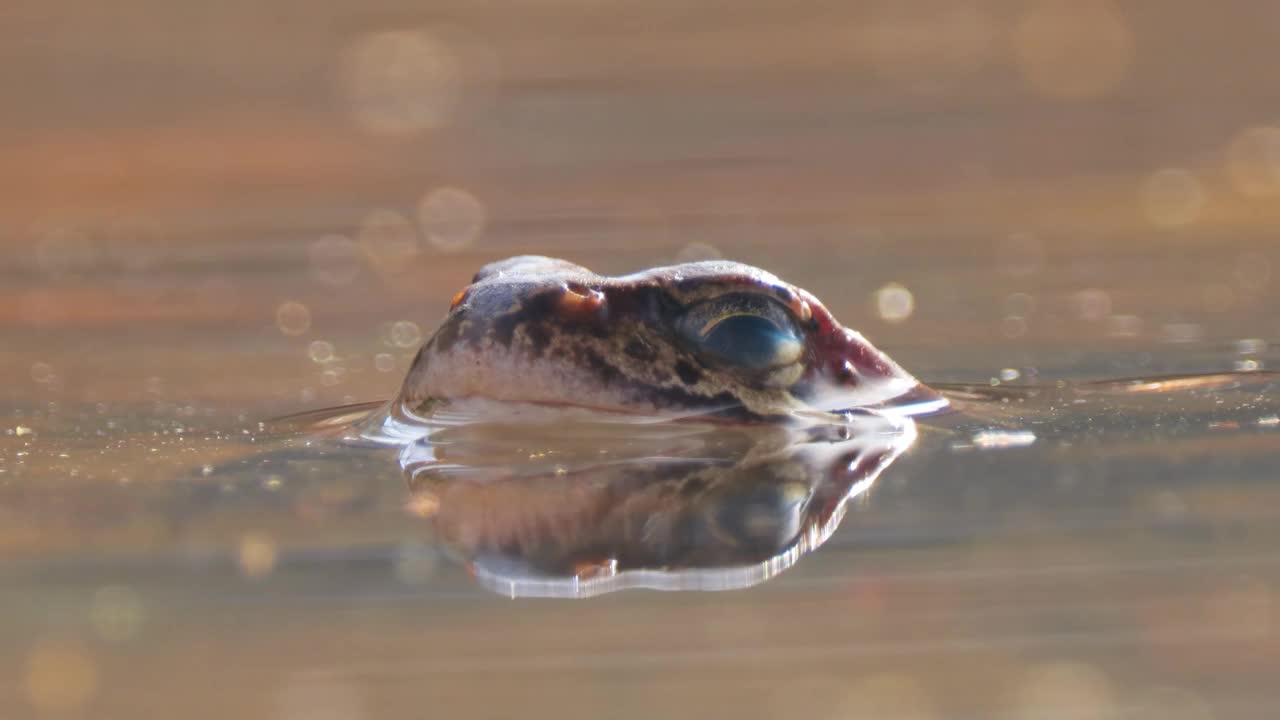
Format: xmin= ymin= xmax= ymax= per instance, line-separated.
xmin=397 ymin=255 xmax=944 ymax=424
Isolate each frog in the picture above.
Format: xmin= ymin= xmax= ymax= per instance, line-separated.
xmin=395 ymin=255 xmax=946 ymax=425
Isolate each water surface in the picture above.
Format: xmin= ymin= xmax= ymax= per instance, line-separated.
xmin=4 ymin=2 xmax=1280 ymax=718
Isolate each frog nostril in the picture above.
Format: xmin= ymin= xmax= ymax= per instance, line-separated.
xmin=834 ymin=360 xmax=858 ymax=384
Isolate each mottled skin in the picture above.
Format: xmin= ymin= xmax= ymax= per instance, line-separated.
xmin=398 ymin=256 xmax=935 ymax=422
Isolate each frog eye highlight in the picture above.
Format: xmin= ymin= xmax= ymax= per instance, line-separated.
xmin=679 ymin=294 xmax=804 ymax=372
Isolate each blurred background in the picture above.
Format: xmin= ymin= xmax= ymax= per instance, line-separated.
xmin=2 ymin=1 xmax=1279 ymax=718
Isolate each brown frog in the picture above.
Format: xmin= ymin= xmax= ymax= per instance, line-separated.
xmin=398 ymin=256 xmax=942 ymax=422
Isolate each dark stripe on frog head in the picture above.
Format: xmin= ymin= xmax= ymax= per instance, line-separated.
xmin=674 ymin=360 xmax=702 ymax=386
xmin=489 ymin=290 xmax=560 ymax=350
xmin=623 ymin=337 xmax=657 ymax=362
xmin=430 ymin=311 xmax=467 ymax=354
xmin=579 ymin=348 xmax=762 ymax=420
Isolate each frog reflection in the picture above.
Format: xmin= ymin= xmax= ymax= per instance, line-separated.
xmin=400 ymin=410 xmax=915 ymax=598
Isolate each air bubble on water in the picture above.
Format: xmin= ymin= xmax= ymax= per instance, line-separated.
xmin=275 ymin=301 xmax=312 ymax=336
xmin=999 ymin=368 xmax=1021 ymax=382
xmin=418 ymin=187 xmax=486 ymax=251
xmin=1234 ymin=359 xmax=1262 ymax=372
xmin=374 ymin=353 xmax=396 ymax=372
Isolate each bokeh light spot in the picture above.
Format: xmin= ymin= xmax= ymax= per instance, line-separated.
xmin=359 ymin=209 xmax=420 ymax=275
xmin=1107 ymin=314 xmax=1143 ymax=338
xmin=238 ymin=533 xmax=278 ymax=579
xmin=675 ymin=242 xmax=723 ymax=262
xmin=275 ymin=301 xmax=312 ymax=336
xmin=1141 ymin=168 xmax=1204 ymax=227
xmin=91 ymin=585 xmax=145 ymax=643
xmin=308 ymin=340 xmax=336 ymax=364
xmin=309 ymin=235 xmax=362 ymax=286
xmin=339 ymin=30 xmax=461 ymax=137
xmin=1226 ymin=126 xmax=1280 ymax=196
xmin=30 ymin=361 xmax=55 ymax=384
xmin=875 ymin=283 xmax=915 ymax=323
xmin=1072 ymin=288 xmax=1112 ymax=321
xmin=389 ymin=321 xmax=422 ymax=348
xmin=1010 ymin=661 xmax=1114 ymax=720
xmin=1013 ymin=0 xmax=1134 ymax=100
xmin=25 ymin=640 xmax=98 ymax=714
xmin=1001 ymin=315 xmax=1029 ymax=338
xmin=418 ymin=187 xmax=486 ymax=251
xmin=836 ymin=672 xmax=936 ymax=720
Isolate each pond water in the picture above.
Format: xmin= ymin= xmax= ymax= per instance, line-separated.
xmin=4 ymin=2 xmax=1280 ymax=719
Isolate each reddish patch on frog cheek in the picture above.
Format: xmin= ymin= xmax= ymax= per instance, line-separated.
xmin=798 ymin=292 xmax=895 ymax=386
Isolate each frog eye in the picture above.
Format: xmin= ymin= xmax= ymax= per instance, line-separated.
xmin=679 ymin=295 xmax=804 ymax=371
